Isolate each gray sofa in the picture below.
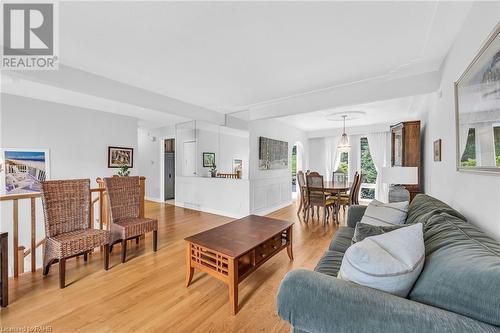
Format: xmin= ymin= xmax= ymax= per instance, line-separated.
xmin=277 ymin=194 xmax=500 ymax=333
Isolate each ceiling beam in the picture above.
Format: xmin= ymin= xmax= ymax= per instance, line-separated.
xmin=248 ymin=71 xmax=441 ymax=121
xmin=6 ymin=64 xmax=226 ymax=125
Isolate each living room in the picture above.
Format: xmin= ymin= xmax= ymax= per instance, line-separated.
xmin=1 ymin=1 xmax=499 ymax=332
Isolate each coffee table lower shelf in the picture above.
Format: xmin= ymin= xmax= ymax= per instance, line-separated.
xmin=185 ymin=226 xmax=293 ymax=315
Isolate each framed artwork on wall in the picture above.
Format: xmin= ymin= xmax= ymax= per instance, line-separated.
xmin=0 ymin=148 xmax=50 ymax=195
xmin=203 ymin=152 xmax=215 ymax=167
xmin=455 ymin=24 xmax=500 ymax=173
xmin=434 ymin=139 xmax=442 ymax=162
xmin=233 ymin=158 xmax=243 ymax=178
xmin=258 ymin=136 xmax=288 ymax=170
xmin=108 ymin=146 xmax=134 ymax=168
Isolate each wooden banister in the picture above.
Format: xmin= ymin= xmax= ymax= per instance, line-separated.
xmin=1 ymin=232 xmax=8 ymax=307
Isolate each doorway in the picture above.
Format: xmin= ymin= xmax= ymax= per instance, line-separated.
xmin=164 ymin=139 xmax=175 ymax=201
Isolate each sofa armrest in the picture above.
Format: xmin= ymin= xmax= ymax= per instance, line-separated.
xmin=277 ymin=269 xmax=499 ymax=333
xmin=346 ymin=205 xmax=367 ymax=228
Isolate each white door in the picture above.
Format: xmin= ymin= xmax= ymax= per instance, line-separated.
xmin=183 ymin=141 xmax=196 ymax=176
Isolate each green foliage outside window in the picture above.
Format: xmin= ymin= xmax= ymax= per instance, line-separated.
xmin=338 ymin=152 xmax=348 ymax=173
xmin=360 ymin=138 xmax=377 ymax=184
xmin=291 ymin=145 xmax=297 ymax=176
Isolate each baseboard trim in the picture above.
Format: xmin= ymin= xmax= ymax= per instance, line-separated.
xmin=252 ymin=200 xmax=294 ymax=216
xmin=174 ymin=201 xmax=248 ymax=219
xmin=145 ymin=196 xmax=163 ymax=203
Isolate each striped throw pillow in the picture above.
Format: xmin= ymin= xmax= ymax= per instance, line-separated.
xmin=360 ymin=199 xmax=408 ymax=226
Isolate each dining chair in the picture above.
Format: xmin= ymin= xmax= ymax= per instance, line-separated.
xmin=332 ymin=172 xmax=361 ymax=222
xmin=104 ymin=176 xmax=158 ymax=263
xmin=41 ymin=179 xmax=110 ymax=288
xmin=296 ymin=171 xmax=307 ymax=217
xmin=306 ymin=174 xmax=336 ymax=226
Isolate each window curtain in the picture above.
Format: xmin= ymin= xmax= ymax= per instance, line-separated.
xmin=324 ymin=136 xmax=341 ymax=181
xmin=367 ymin=132 xmax=390 ymax=202
xmin=459 ymin=124 xmax=470 ymax=159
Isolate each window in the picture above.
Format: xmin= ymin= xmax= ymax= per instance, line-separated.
xmin=460 ymin=128 xmax=476 ymax=167
xmin=494 ymin=125 xmax=500 ymax=167
xmin=360 ymin=137 xmax=377 ymax=200
xmin=339 ymin=151 xmax=348 ymax=173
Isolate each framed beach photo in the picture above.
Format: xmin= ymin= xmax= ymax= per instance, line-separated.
xmin=0 ymin=148 xmax=50 ymax=195
xmin=108 ymin=146 xmax=134 ymax=168
xmin=203 ymin=152 xmax=215 ymax=167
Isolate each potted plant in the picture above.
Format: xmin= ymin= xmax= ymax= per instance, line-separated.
xmin=209 ymin=164 xmax=217 ymax=178
xmin=117 ymin=164 xmax=131 ymax=177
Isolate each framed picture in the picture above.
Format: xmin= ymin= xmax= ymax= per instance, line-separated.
xmin=203 ymin=152 xmax=215 ymax=167
xmin=455 ymin=24 xmax=500 ymax=173
xmin=108 ymin=146 xmax=134 ymax=168
xmin=233 ymin=158 xmax=242 ymax=173
xmin=0 ymin=148 xmax=50 ymax=195
xmin=434 ymin=139 xmax=442 ymax=162
xmin=258 ymin=136 xmax=288 ymax=170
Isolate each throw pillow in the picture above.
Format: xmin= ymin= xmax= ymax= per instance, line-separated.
xmin=352 ymin=222 xmax=408 ymax=243
xmin=338 ymin=223 xmax=424 ymax=297
xmin=360 ymin=199 xmax=409 ymax=226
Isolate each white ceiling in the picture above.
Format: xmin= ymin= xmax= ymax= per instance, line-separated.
xmin=59 ymin=1 xmax=471 ymax=110
xmin=2 ymin=1 xmax=473 ymax=129
xmin=279 ymin=94 xmax=432 ymax=132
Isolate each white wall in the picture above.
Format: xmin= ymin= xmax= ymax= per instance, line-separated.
xmin=175 ymin=176 xmax=250 ymax=218
xmin=308 ymin=138 xmax=326 ymax=174
xmin=423 ymin=2 xmax=500 ymax=239
xmin=137 ymin=125 xmax=175 ymax=201
xmin=248 ymin=119 xmax=309 ymax=215
xmin=0 ymin=94 xmax=138 ymax=273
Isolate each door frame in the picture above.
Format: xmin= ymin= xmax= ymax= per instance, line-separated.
xmin=159 ymin=136 xmax=175 ymax=203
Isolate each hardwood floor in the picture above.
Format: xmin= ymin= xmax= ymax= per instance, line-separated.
xmin=0 ymin=200 xmax=341 ymax=333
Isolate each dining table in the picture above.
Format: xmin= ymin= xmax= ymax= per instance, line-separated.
xmin=299 ymin=181 xmax=351 ymax=222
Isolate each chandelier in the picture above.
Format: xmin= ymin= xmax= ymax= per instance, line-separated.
xmin=336 ymin=115 xmax=351 ymax=152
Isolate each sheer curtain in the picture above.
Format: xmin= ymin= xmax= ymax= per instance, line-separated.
xmin=367 ymin=132 xmax=390 ymax=202
xmin=325 ymin=136 xmax=341 ymax=181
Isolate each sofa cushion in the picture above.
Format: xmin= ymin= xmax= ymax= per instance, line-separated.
xmin=405 ymin=194 xmax=466 ymax=225
xmin=338 ymin=223 xmax=425 ymax=297
xmin=314 ymin=250 xmax=344 ymax=277
xmin=409 ymin=213 xmax=500 ymax=326
xmin=352 ymin=222 xmax=408 ymax=243
xmin=360 ymin=199 xmax=409 ymax=226
xmin=328 ymin=227 xmax=354 ymax=253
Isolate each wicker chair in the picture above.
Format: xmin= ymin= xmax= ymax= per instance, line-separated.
xmin=305 ymin=174 xmax=336 ymax=225
xmin=104 ymin=176 xmax=158 ymax=263
xmin=41 ymin=179 xmax=110 ymax=288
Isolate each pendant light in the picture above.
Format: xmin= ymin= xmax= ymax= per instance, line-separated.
xmin=336 ymin=115 xmax=351 ymax=152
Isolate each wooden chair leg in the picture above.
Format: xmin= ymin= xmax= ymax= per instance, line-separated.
xmin=135 ymin=237 xmax=140 ymax=245
xmin=121 ymin=240 xmax=127 ymax=263
xmin=59 ymin=258 xmax=66 ymax=289
xmin=104 ymin=244 xmax=110 ymax=270
xmin=153 ymin=230 xmax=158 ymax=252
xmin=43 ymin=264 xmax=49 ymax=276
xmin=323 ymin=207 xmax=327 ymax=226
xmin=83 ymin=253 xmax=88 ymax=262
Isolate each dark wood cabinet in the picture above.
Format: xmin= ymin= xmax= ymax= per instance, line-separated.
xmin=390 ymin=121 xmax=421 ymax=201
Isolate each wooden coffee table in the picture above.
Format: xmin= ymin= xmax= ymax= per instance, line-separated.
xmin=185 ymin=215 xmax=294 ymax=315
